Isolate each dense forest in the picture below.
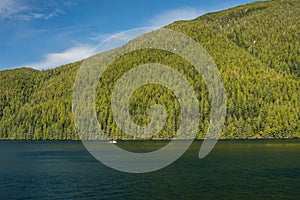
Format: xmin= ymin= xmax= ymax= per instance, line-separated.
xmin=0 ymin=0 xmax=299 ymax=140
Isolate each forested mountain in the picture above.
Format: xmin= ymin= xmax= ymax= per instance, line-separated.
xmin=0 ymin=0 xmax=299 ymax=140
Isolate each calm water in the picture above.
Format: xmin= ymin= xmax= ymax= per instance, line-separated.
xmin=0 ymin=140 xmax=300 ymax=199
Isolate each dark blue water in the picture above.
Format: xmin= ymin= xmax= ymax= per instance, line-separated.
xmin=1 ymin=140 xmax=300 ymax=199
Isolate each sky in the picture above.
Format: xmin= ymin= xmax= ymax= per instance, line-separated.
xmin=0 ymin=0 xmax=255 ymax=70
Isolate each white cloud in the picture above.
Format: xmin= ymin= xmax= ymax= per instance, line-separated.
xmin=0 ymin=0 xmax=25 ymax=19
xmin=23 ymin=9 xmax=63 ymax=20
xmin=0 ymin=0 xmax=63 ymax=20
xmin=148 ymin=7 xmax=204 ymax=27
xmin=26 ymin=45 xmax=94 ymax=69
xmin=25 ymin=27 xmax=160 ymax=70
xmin=88 ymin=7 xmax=205 ymax=46
xmin=18 ymin=6 xmax=206 ymax=70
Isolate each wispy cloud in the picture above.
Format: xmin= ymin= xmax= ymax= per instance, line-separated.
xmin=22 ymin=8 xmax=64 ymax=20
xmin=148 ymin=7 xmax=204 ymax=27
xmin=89 ymin=7 xmax=205 ymax=45
xmin=25 ymin=44 xmax=94 ymax=69
xmin=0 ymin=0 xmax=25 ymax=19
xmin=0 ymin=0 xmax=64 ymax=21
xmin=25 ymin=27 xmax=160 ymax=70
xmin=17 ymin=6 xmax=207 ymax=70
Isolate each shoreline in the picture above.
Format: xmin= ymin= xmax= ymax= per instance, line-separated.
xmin=0 ymin=137 xmax=300 ymax=142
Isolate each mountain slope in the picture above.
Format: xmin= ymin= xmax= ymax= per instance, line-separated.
xmin=197 ymin=0 xmax=300 ymax=78
xmin=0 ymin=0 xmax=299 ymax=139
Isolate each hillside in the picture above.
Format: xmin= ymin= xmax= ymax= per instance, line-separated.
xmin=0 ymin=0 xmax=299 ymax=140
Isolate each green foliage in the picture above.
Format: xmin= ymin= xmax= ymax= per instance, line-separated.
xmin=0 ymin=0 xmax=299 ymax=139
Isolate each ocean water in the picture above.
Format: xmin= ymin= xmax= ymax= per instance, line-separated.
xmin=0 ymin=140 xmax=300 ymax=199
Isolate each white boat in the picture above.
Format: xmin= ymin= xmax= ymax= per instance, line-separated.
xmin=108 ymin=140 xmax=117 ymax=144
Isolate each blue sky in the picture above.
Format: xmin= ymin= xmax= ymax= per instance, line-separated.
xmin=0 ymin=0 xmax=255 ymax=70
